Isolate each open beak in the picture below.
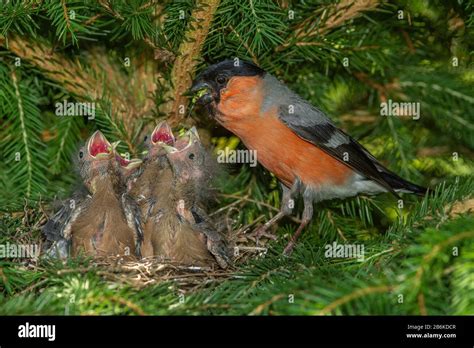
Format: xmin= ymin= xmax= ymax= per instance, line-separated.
xmin=111 ymin=140 xmax=121 ymax=151
xmin=188 ymin=126 xmax=200 ymax=141
xmin=164 ymin=127 xmax=200 ymax=154
xmin=162 ymin=144 xmax=179 ymax=154
xmin=151 ymin=121 xmax=175 ymax=146
xmin=115 ymin=152 xmax=142 ymax=169
xmin=86 ymin=130 xmax=113 ymax=159
xmin=190 ymin=81 xmax=213 ymax=105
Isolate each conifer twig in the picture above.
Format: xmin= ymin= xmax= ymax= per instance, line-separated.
xmin=160 ymin=0 xmax=220 ymax=126
xmin=0 ymin=35 xmax=157 ymax=153
xmin=318 ymin=285 xmax=394 ymax=315
xmin=276 ymin=0 xmax=379 ymax=51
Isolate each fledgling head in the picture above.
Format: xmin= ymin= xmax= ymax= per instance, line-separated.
xmin=165 ymin=127 xmax=217 ymax=188
xmin=191 ymin=59 xmax=265 ymax=116
xmin=143 ymin=121 xmax=175 ymax=160
xmin=77 ymin=130 xmax=117 ymax=194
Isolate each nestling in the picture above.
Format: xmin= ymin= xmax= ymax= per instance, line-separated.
xmin=43 ymin=131 xmax=143 ymax=259
xmin=164 ymin=127 xmax=231 ymax=269
xmin=132 ymin=122 xmax=230 ymax=268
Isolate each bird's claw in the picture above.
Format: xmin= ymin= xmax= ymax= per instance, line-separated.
xmin=282 ymin=240 xmax=295 ymax=256
xmin=250 ymin=226 xmax=278 ymax=245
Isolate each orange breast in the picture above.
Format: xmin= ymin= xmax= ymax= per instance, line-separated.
xmin=217 ymin=78 xmax=353 ymax=188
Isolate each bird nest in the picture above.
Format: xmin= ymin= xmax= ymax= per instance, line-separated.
xmin=79 ymin=227 xmax=271 ymax=292
xmin=5 ymin=201 xmax=273 ymax=293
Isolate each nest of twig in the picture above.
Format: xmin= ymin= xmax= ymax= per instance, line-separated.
xmin=5 ymin=199 xmax=275 ymax=292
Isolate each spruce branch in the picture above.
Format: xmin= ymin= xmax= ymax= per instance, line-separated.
xmin=276 ymin=0 xmax=379 ymax=52
xmin=0 ymin=66 xmax=48 ymax=208
xmin=0 ymin=35 xmax=157 ymax=154
xmin=1 ymin=35 xmax=95 ymax=97
xmin=318 ymin=284 xmax=394 ymax=315
xmin=11 ymin=71 xmax=33 ymax=197
xmin=97 ymin=0 xmax=174 ymax=62
xmin=160 ymin=0 xmax=220 ymax=126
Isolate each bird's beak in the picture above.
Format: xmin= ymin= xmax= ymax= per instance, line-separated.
xmin=162 ymin=144 xmax=179 ymax=153
xmin=164 ymin=127 xmax=200 ymax=154
xmin=125 ymin=158 xmax=143 ymax=170
xmin=190 ymin=81 xmax=213 ymax=105
xmin=151 ymin=121 xmax=175 ymax=146
xmin=115 ymin=151 xmax=142 ymax=169
xmin=111 ymin=140 xmax=121 ymax=151
xmin=127 ymin=158 xmax=143 ymax=170
xmin=86 ymin=130 xmax=113 ymax=159
xmin=187 ymin=126 xmax=200 ymax=141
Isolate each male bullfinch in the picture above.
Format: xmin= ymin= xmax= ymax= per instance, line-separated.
xmin=43 ymin=131 xmax=143 ymax=259
xmin=191 ymin=59 xmax=427 ymax=255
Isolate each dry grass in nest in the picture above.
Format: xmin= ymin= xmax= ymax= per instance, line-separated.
xmin=4 ymin=199 xmax=275 ymax=293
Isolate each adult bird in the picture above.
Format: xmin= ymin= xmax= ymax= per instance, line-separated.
xmin=191 ymin=59 xmax=427 ymax=255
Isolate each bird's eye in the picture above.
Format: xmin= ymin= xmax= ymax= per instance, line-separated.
xmin=79 ymin=151 xmax=84 ymax=159
xmin=188 ymin=153 xmax=195 ymax=160
xmin=215 ymin=74 xmax=227 ymax=85
xmin=144 ymin=135 xmax=148 ymax=143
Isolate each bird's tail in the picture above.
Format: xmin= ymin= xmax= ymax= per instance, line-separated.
xmin=380 ymin=171 xmax=427 ymax=196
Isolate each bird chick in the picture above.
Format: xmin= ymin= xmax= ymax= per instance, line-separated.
xmin=128 ymin=121 xmax=175 ymax=258
xmin=128 ymin=121 xmax=175 ymax=218
xmin=65 ymin=131 xmax=142 ymax=259
xmin=132 ymin=123 xmax=230 ymax=268
xmin=164 ymin=127 xmax=231 ymax=269
xmin=114 ymin=152 xmax=144 ymax=258
xmin=115 ymin=151 xmax=143 ymax=192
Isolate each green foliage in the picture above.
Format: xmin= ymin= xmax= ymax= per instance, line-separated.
xmin=110 ymin=1 xmax=156 ymax=41
xmin=0 ymin=0 xmax=473 ymax=315
xmin=0 ymin=65 xmax=49 ymax=209
xmin=0 ymin=2 xmax=39 ymax=36
xmin=0 ymin=178 xmax=472 ymax=315
xmin=46 ymin=1 xmax=99 ymax=46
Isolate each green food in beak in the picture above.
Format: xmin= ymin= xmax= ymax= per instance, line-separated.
xmin=191 ymin=86 xmax=210 ymax=104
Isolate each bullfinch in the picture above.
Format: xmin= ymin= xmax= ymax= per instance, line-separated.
xmin=191 ymin=59 xmax=427 ymax=255
xmin=43 ymin=131 xmax=143 ymax=259
xmin=133 ymin=122 xmax=230 ymax=268
xmin=127 ymin=121 xmax=175 ymax=258
xmin=164 ymin=127 xmax=231 ymax=269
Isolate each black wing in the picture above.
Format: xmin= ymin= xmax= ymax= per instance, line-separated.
xmin=278 ymin=99 xmax=397 ymax=194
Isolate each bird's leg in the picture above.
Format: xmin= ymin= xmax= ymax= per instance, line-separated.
xmin=283 ymin=189 xmax=314 ymax=256
xmin=252 ymin=180 xmax=300 ymax=242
